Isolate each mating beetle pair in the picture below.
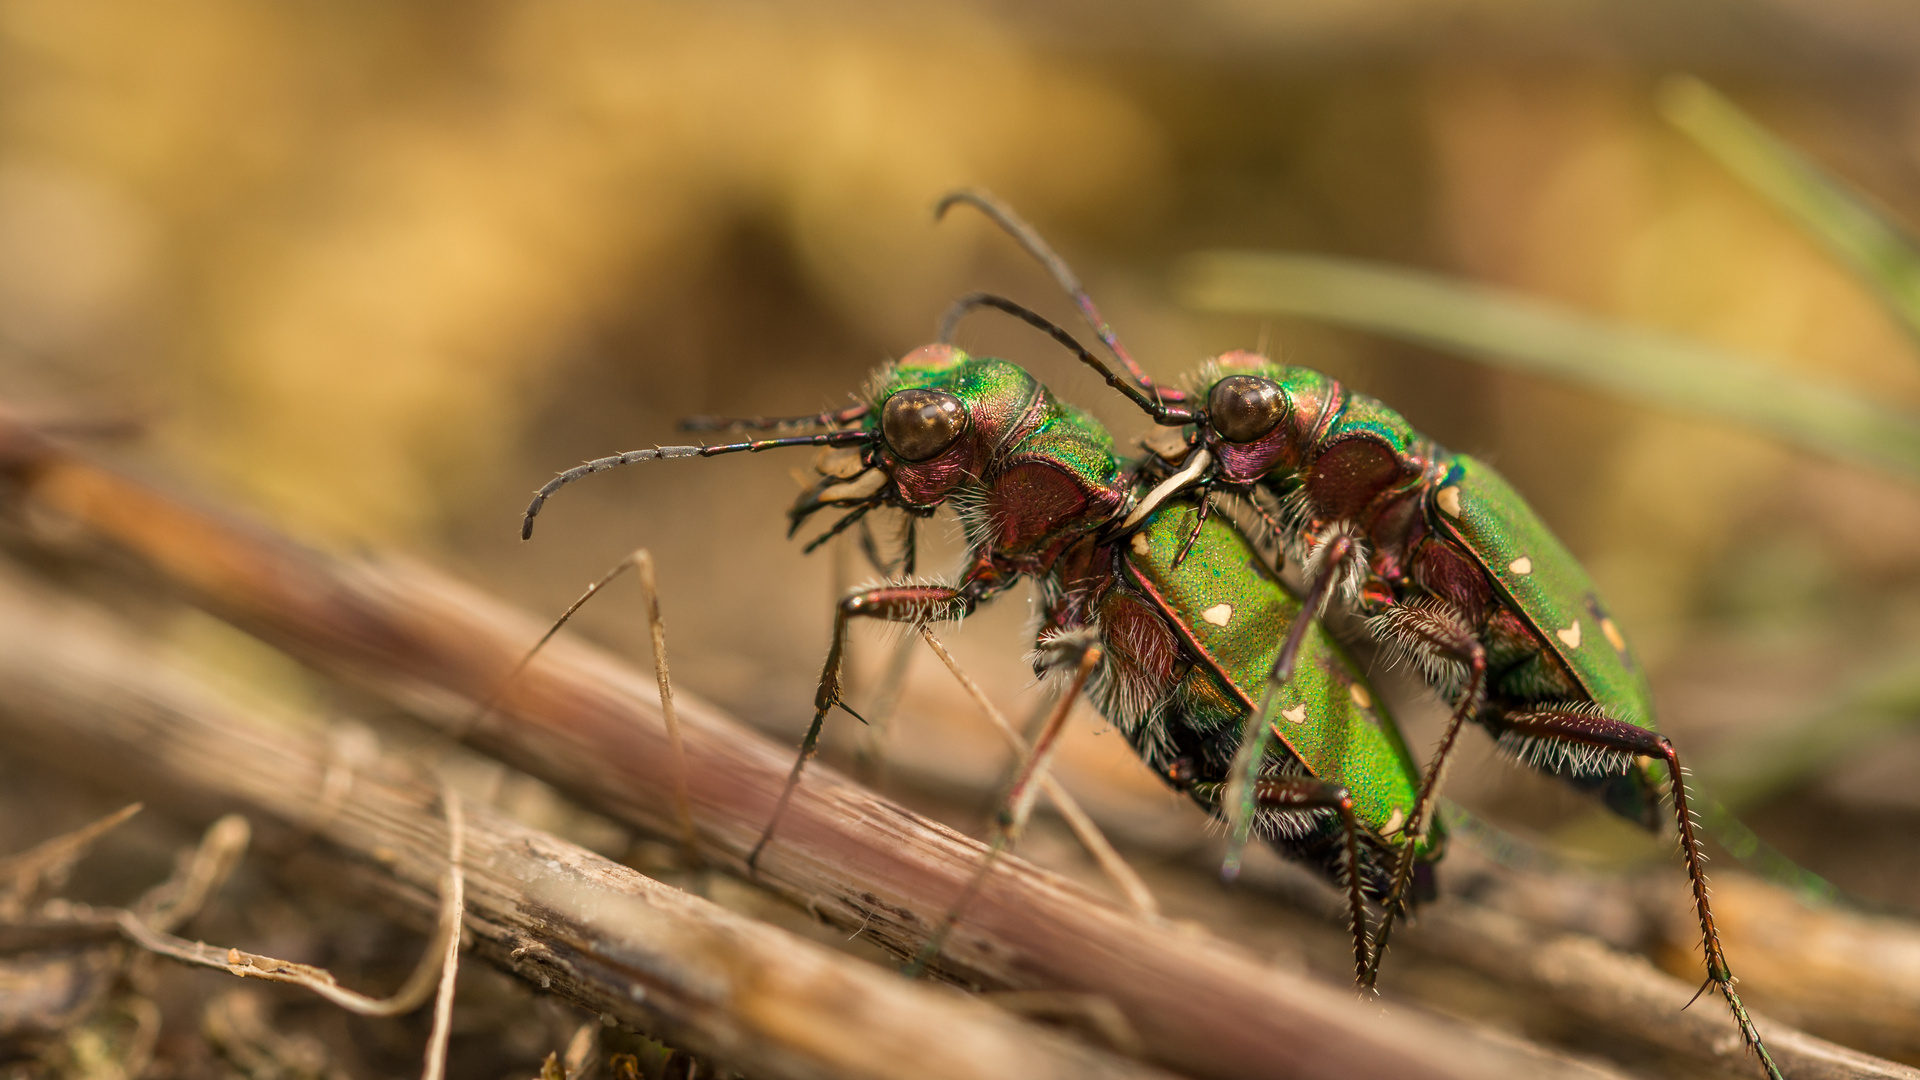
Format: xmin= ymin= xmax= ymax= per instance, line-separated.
xmin=520 ymin=192 xmax=1780 ymax=1078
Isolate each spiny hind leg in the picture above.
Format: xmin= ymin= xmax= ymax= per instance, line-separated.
xmin=1497 ymin=707 xmax=1782 ymax=1080
xmin=1253 ymin=776 xmax=1374 ymax=992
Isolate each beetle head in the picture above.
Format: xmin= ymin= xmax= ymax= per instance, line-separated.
xmin=783 ymin=344 xmax=1050 ymax=548
xmin=1175 ymin=351 xmax=1339 ymax=485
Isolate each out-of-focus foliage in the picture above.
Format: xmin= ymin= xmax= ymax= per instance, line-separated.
xmin=1176 ymin=249 xmax=1920 ymax=478
xmin=1660 ymin=75 xmax=1920 ymax=347
xmin=0 ymin=0 xmax=1163 ymax=539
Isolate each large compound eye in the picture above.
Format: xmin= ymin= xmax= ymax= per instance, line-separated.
xmin=882 ymin=388 xmax=967 ymax=462
xmin=1207 ymin=375 xmax=1286 ymax=443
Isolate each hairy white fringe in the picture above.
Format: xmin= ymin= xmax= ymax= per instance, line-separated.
xmin=1494 ymin=704 xmax=1640 ymax=778
xmin=1029 ymin=623 xmax=1185 ymax=767
xmin=1364 ymin=601 xmax=1472 ymax=699
xmin=1297 ymin=521 xmax=1370 ymax=607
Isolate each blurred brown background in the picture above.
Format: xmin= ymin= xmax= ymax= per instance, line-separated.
xmin=5 ymin=0 xmax=1920 ymax=915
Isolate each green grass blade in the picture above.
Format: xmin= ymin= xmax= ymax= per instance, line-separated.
xmin=1660 ymin=74 xmax=1920 ymax=345
xmin=1698 ymin=652 xmax=1920 ymax=814
xmin=1173 ymin=250 xmax=1920 ymax=480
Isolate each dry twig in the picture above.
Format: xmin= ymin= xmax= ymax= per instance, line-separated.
xmin=0 ymin=420 xmax=1910 ymax=1079
xmin=0 ymin=804 xmax=143 ymax=921
xmin=0 ymin=570 xmax=1187 ymax=1080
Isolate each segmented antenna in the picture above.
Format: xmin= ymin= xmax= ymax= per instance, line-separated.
xmin=521 ymin=429 xmax=871 ymax=539
xmin=679 ymin=403 xmax=870 ymax=432
xmin=940 ymin=292 xmax=1195 ymax=427
xmin=936 ymin=188 xmax=1183 ymax=403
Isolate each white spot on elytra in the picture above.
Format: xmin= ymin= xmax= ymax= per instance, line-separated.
xmin=1556 ymin=619 xmax=1582 ymax=649
xmin=1348 ymin=683 xmax=1371 ymax=709
xmin=1601 ymin=617 xmax=1626 ymax=653
xmin=1282 ymin=704 xmax=1308 ymax=725
xmin=1381 ymin=808 xmax=1407 ymax=836
xmin=1130 ymin=532 xmax=1151 ymax=557
xmin=1436 ymin=486 xmax=1462 ymax=517
xmin=1201 ymin=603 xmax=1233 ymax=627
xmin=1508 ymin=556 xmax=1532 ymax=575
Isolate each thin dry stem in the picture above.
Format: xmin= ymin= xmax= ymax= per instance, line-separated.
xmin=115 ymin=795 xmax=464 ymax=1023
xmin=422 ymin=788 xmax=464 ymax=1080
xmin=134 ymin=814 xmax=249 ymax=935
xmin=0 ymin=803 xmax=143 ymax=920
xmin=633 ymin=549 xmax=701 ymax=868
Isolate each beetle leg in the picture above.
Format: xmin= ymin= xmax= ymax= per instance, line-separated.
xmin=1360 ymin=599 xmax=1488 ymax=986
xmin=747 ymin=583 xmax=981 ymax=874
xmin=1168 ymin=486 xmax=1214 ymax=569
xmin=906 ymin=641 xmax=1104 ymax=977
xmin=1221 ymin=533 xmax=1358 ymax=880
xmin=922 ymin=628 xmax=1158 ymax=918
xmin=1492 ymin=708 xmax=1783 ymax=1080
xmin=470 ymin=550 xmax=704 ymax=870
xmin=1250 ymin=775 xmax=1373 ymax=993
xmin=631 ymin=550 xmax=702 ymax=870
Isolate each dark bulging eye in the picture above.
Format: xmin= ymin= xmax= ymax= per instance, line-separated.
xmin=882 ymin=388 xmax=967 ymax=462
xmin=1207 ymin=375 xmax=1285 ymax=443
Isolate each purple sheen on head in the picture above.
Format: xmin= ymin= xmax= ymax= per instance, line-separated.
xmin=1212 ymin=437 xmax=1295 ymax=484
xmin=890 ymin=440 xmax=977 ymax=506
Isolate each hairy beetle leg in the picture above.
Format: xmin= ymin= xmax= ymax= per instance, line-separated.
xmin=1361 ymin=601 xmax=1489 ymax=986
xmin=1250 ymin=776 xmax=1373 ymax=992
xmin=1496 ymin=708 xmax=1783 ymax=1080
xmin=921 ymin=629 xmax=1159 ymax=918
xmin=748 ymin=583 xmax=979 ymax=875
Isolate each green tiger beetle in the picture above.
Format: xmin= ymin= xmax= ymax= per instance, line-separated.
xmin=941 ymin=189 xmax=1780 ymax=1077
xmin=519 ymin=305 xmax=1437 ymax=989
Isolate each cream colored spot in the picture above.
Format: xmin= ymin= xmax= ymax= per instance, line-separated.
xmin=1130 ymin=532 xmax=1151 ymax=557
xmin=1348 ymin=683 xmax=1371 ymax=709
xmin=1601 ymin=617 xmax=1626 ymax=653
xmin=1555 ymin=619 xmax=1582 ymax=649
xmin=1508 ymin=556 xmax=1532 ymax=575
xmin=1436 ymin=486 xmax=1462 ymax=517
xmin=1381 ymin=808 xmax=1407 ymax=837
xmin=1282 ymin=704 xmax=1308 ymax=725
xmin=1201 ymin=603 xmax=1233 ymax=627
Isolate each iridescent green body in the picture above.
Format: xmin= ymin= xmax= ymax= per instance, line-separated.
xmin=1435 ymin=455 xmax=1653 ymax=721
xmin=1182 ymin=353 xmax=1666 ymax=818
xmin=936 ymin=191 xmax=1780 ymax=1073
xmin=1127 ymin=500 xmax=1420 ymax=830
xmin=1081 ymin=492 xmax=1440 ymax=892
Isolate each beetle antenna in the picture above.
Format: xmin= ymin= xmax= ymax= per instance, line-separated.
xmin=935 ymin=188 xmax=1183 ymax=403
xmin=680 ymin=403 xmax=870 ymax=432
xmin=941 ymin=292 xmax=1195 ymax=427
xmin=522 ymin=429 xmax=871 ymax=539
